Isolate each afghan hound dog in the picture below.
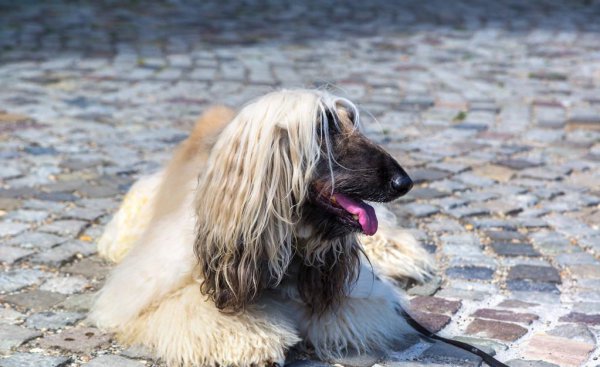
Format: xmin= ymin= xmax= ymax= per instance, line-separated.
xmin=90 ymin=89 xmax=434 ymax=367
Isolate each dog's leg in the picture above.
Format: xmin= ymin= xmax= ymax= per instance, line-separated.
xmin=299 ymin=262 xmax=416 ymax=360
xmin=361 ymin=204 xmax=434 ymax=284
xmin=116 ymin=282 xmax=300 ymax=367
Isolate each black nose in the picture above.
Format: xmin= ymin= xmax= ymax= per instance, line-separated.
xmin=391 ymin=174 xmax=413 ymax=196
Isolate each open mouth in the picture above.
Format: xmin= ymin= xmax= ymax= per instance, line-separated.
xmin=315 ymin=190 xmax=378 ymax=236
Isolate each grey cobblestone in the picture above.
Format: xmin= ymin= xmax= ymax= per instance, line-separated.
xmin=0 ymin=246 xmax=34 ymax=264
xmin=0 ymin=324 xmax=42 ymax=352
xmin=7 ymin=232 xmax=65 ymax=250
xmin=37 ymin=327 xmax=111 ymax=353
xmin=0 ymin=307 xmax=24 ymax=325
xmin=29 ymin=240 xmax=95 ymax=267
xmin=0 ymin=269 xmax=49 ymax=293
xmin=85 ymin=355 xmax=142 ymax=367
xmin=39 ymin=276 xmax=90 ymax=295
xmin=0 ymin=353 xmax=68 ymax=367
xmin=25 ymin=311 xmax=85 ymax=330
xmin=1 ymin=290 xmax=67 ymax=312
xmin=1 ymin=1 xmax=600 ymax=366
xmin=0 ymin=222 xmax=29 ymax=237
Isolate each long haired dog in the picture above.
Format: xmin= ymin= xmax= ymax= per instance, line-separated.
xmin=91 ymin=90 xmax=434 ymax=366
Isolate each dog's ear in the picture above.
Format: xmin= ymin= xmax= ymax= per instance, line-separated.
xmin=193 ymin=92 xmax=323 ymax=312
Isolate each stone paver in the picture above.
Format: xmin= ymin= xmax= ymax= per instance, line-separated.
xmin=25 ymin=311 xmax=85 ymax=330
xmin=525 ymin=334 xmax=595 ymax=367
xmin=471 ymin=309 xmax=539 ymax=325
xmin=85 ymin=355 xmax=143 ymax=367
xmin=37 ymin=327 xmax=111 ymax=353
xmin=0 ymin=269 xmax=49 ymax=293
xmin=1 ymin=1 xmax=599 ymax=366
xmin=1 ymin=290 xmax=67 ymax=312
xmin=0 ymin=353 xmax=69 ymax=367
xmin=0 ymin=324 xmax=42 ymax=352
xmin=465 ymin=319 xmax=528 ymax=342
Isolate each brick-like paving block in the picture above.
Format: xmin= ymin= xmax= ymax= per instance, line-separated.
xmin=570 ymin=264 xmax=600 ymax=279
xmin=30 ymin=240 xmax=95 ymax=267
xmin=40 ymin=275 xmax=90 ymax=295
xmin=37 ymin=327 xmax=111 ymax=353
xmin=410 ymin=168 xmax=451 ymax=183
xmin=26 ymin=311 xmax=85 ymax=330
xmin=496 ymin=299 xmax=538 ymax=309
xmin=507 ymin=280 xmax=559 ymax=293
xmin=62 ymin=257 xmax=111 ymax=279
xmin=0 ymin=324 xmax=42 ymax=352
xmin=85 ymin=355 xmax=142 ymax=367
xmin=547 ymin=323 xmax=595 ymax=344
xmin=418 ymin=341 xmax=482 ymax=366
xmin=485 ymin=230 xmax=527 ymax=242
xmin=559 ymin=312 xmax=600 ymax=326
xmin=0 ymin=246 xmax=35 ymax=264
xmin=409 ymin=311 xmax=451 ymax=333
xmin=1 ymin=290 xmax=67 ymax=311
xmin=0 ymin=307 xmax=25 ymax=324
xmin=0 ymin=222 xmax=30 ymax=237
xmin=7 ymin=232 xmax=66 ymax=250
xmin=38 ymin=220 xmax=88 ymax=237
xmin=410 ymin=296 xmax=461 ymax=315
xmin=525 ymin=333 xmax=594 ymax=367
xmin=506 ymin=360 xmax=559 ymax=367
xmin=471 ymin=308 xmax=538 ymax=325
xmin=0 ymin=353 xmax=69 ymax=367
xmin=507 ymin=265 xmax=561 ymax=283
xmin=0 ymin=269 xmax=49 ymax=293
xmin=495 ymin=159 xmax=540 ymax=170
xmin=490 ymin=242 xmax=540 ymax=257
xmin=471 ymin=164 xmax=514 ymax=182
xmin=453 ymin=336 xmax=507 ymax=355
xmin=446 ymin=266 xmax=494 ymax=280
xmin=465 ymin=318 xmax=528 ymax=342
xmin=57 ymin=293 xmax=95 ymax=313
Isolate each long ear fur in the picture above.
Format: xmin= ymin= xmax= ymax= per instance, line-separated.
xmin=194 ymin=90 xmax=331 ymax=312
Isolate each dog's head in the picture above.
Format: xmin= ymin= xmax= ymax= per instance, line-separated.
xmin=194 ymin=90 xmax=412 ymax=313
xmin=302 ymin=100 xmax=412 ymax=240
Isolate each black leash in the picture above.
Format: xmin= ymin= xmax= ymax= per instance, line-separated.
xmin=401 ymin=310 xmax=509 ymax=367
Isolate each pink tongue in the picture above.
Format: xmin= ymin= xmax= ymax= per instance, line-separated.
xmin=333 ymin=193 xmax=378 ymax=236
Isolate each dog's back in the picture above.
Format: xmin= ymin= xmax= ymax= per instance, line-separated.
xmin=97 ymin=106 xmax=235 ymax=263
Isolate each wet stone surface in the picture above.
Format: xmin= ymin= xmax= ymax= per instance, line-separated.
xmin=1 ymin=1 xmax=600 ymax=366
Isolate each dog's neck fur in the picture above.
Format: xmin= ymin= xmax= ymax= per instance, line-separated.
xmin=290 ymin=231 xmax=362 ymax=314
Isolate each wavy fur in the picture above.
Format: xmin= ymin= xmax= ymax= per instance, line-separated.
xmin=194 ymin=91 xmax=321 ymax=311
xmin=91 ymin=89 xmax=433 ymax=366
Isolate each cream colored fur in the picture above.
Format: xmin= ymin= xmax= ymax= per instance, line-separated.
xmin=91 ymin=90 xmax=433 ymax=367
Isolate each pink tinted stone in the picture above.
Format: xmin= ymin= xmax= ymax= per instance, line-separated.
xmin=466 ymin=318 xmax=528 ymax=342
xmin=525 ymin=333 xmax=594 ymax=367
xmin=472 ymin=308 xmax=539 ymax=325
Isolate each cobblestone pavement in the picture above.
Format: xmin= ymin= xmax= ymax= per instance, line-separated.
xmin=1 ymin=0 xmax=600 ymax=366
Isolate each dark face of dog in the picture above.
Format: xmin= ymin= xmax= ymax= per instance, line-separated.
xmin=295 ymin=104 xmax=413 ymax=314
xmin=301 ymin=106 xmax=413 ymax=240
